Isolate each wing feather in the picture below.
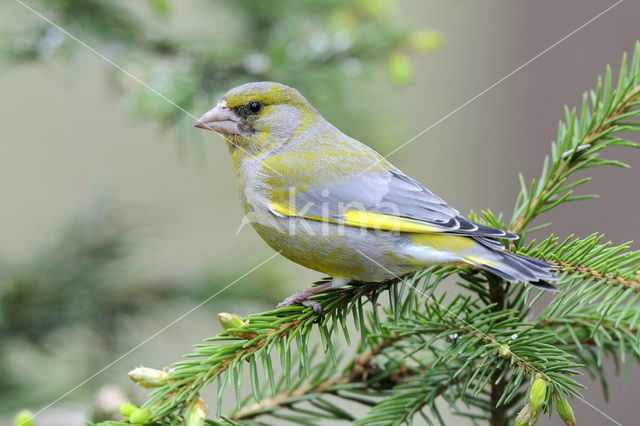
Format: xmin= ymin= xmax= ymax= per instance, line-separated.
xmin=267 ymin=154 xmax=515 ymax=240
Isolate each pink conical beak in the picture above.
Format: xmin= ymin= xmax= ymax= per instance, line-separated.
xmin=193 ymin=102 xmax=241 ymax=134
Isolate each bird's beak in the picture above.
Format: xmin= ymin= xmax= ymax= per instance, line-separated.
xmin=193 ymin=102 xmax=240 ymax=135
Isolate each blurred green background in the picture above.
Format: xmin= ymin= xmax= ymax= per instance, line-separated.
xmin=1 ymin=0 xmax=639 ymax=424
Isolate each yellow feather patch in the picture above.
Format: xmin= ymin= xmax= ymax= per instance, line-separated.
xmin=410 ymin=233 xmax=475 ymax=253
xmin=270 ymin=202 xmax=327 ymax=222
xmin=342 ymin=210 xmax=441 ymax=233
xmin=270 ymin=202 xmax=443 ymax=233
xmin=465 ymin=255 xmax=497 ymax=268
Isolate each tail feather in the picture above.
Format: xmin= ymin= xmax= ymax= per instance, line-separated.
xmin=466 ymin=251 xmax=558 ymax=291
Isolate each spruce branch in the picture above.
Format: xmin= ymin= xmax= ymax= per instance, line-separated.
xmin=488 ymin=274 xmax=508 ymax=426
xmin=539 ymin=319 xmax=637 ymax=347
xmin=354 ymin=299 xmax=582 ymax=426
xmin=521 ymin=233 xmax=640 ymax=343
xmin=551 ymin=259 xmax=640 ymax=292
xmin=228 ymin=337 xmax=400 ymax=421
xmin=522 ymin=233 xmax=640 ymax=293
xmin=510 ymin=42 xmax=640 ymax=236
xmin=96 ymin=44 xmax=640 ymax=426
xmin=355 ymin=365 xmax=474 ymax=425
xmin=113 ymin=269 xmax=457 ymax=424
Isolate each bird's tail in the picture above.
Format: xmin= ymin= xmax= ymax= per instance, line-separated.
xmin=465 ymin=250 xmax=557 ymax=291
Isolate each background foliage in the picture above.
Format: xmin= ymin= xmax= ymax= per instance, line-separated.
xmin=2 ymin=0 xmax=640 ymax=425
xmin=2 ymin=0 xmax=441 ymax=149
xmin=0 ymin=0 xmax=440 ymax=423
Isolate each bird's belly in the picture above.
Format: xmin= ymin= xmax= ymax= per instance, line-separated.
xmin=251 ymin=217 xmax=418 ymax=281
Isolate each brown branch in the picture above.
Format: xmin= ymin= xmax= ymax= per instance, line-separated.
xmin=487 ymin=274 xmax=507 ymax=426
xmin=156 ymin=318 xmax=306 ymax=416
xmin=490 ymin=373 xmax=507 ymax=426
xmin=510 ymin=83 xmax=640 ymax=235
xmin=232 ymin=340 xmax=473 ymax=423
xmin=550 ymin=259 xmax=640 ymax=292
xmin=230 ymin=336 xmax=400 ymax=420
xmin=229 ymin=321 xmax=531 ymax=421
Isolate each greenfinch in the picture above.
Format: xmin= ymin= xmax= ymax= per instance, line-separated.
xmin=194 ymin=82 xmax=555 ymax=312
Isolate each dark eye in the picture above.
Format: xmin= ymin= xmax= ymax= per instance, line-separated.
xmin=247 ymin=101 xmax=262 ymax=114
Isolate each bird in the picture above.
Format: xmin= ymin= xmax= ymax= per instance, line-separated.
xmin=193 ymin=82 xmax=556 ymax=313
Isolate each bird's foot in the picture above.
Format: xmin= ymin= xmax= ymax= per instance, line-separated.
xmin=363 ymin=289 xmax=378 ymax=306
xmin=276 ymin=282 xmax=333 ymax=316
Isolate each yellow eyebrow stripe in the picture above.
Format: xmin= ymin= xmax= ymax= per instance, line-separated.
xmin=270 ymin=202 xmax=442 ymax=233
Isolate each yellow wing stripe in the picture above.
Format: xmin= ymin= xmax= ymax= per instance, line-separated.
xmin=271 ymin=202 xmax=442 ymax=233
xmin=270 ymin=202 xmax=330 ymax=223
xmin=465 ymin=255 xmax=497 ymax=268
xmin=410 ymin=233 xmax=475 ymax=253
xmin=342 ymin=210 xmax=441 ymax=233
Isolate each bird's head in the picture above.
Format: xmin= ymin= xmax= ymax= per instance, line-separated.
xmin=194 ymin=82 xmax=317 ymax=154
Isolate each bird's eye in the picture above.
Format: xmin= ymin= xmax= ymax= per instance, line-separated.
xmin=247 ymin=101 xmax=262 ymax=114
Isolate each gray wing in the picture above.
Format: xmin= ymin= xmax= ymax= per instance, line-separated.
xmin=278 ymin=167 xmax=516 ymax=240
xmin=384 ymin=171 xmax=516 ymax=239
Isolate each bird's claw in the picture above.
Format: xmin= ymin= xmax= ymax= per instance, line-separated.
xmin=277 ymin=292 xmax=323 ymax=317
xmin=276 ymin=282 xmax=332 ymax=318
xmin=302 ymin=299 xmax=323 ymax=317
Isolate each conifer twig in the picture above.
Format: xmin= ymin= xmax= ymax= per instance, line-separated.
xmin=551 ymin=259 xmax=640 ymax=292
xmin=510 ymin=44 xmax=640 ymax=235
xmin=230 ymin=337 xmax=399 ymax=420
xmin=511 ymin=82 xmax=640 ymax=234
